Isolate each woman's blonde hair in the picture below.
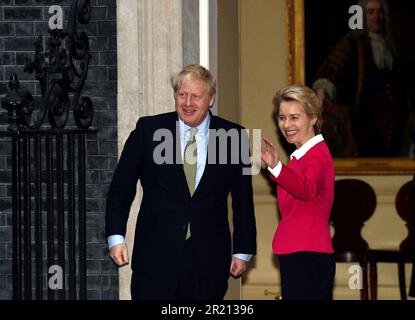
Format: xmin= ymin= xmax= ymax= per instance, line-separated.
xmin=273 ymin=85 xmax=323 ymax=134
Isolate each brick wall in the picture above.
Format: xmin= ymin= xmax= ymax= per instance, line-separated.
xmin=0 ymin=0 xmax=118 ymax=300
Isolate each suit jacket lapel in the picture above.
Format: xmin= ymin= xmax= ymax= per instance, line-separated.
xmin=155 ymin=112 xmax=191 ymax=200
xmin=192 ymin=112 xmax=218 ymax=198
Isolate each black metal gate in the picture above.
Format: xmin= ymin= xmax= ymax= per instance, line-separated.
xmin=0 ymin=0 xmax=96 ymax=300
xmin=0 ymin=129 xmax=95 ymax=300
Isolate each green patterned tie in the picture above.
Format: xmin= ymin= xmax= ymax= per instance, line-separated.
xmin=183 ymin=127 xmax=198 ymax=240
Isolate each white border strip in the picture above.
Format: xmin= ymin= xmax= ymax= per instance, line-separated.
xmin=199 ymin=0 xmax=210 ymax=69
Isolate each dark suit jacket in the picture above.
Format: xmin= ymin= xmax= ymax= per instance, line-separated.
xmin=106 ymin=111 xmax=256 ymax=284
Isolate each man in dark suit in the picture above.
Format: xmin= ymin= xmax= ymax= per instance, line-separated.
xmin=105 ymin=64 xmax=256 ymax=300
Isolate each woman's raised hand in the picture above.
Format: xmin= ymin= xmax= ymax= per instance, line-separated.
xmin=260 ymin=137 xmax=279 ymax=169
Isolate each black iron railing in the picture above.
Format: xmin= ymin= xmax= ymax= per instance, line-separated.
xmin=0 ymin=129 xmax=95 ymax=300
xmin=0 ymin=0 xmax=95 ymax=300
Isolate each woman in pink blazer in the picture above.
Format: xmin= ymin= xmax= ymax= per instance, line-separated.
xmin=261 ymin=85 xmax=335 ymax=300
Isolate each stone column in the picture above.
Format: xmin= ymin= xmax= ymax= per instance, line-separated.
xmin=116 ymin=0 xmax=182 ymax=300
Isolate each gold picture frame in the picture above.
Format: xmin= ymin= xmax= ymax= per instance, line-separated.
xmin=285 ymin=0 xmax=415 ymax=175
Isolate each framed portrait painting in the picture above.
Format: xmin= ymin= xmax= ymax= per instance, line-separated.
xmin=286 ymin=0 xmax=415 ymax=175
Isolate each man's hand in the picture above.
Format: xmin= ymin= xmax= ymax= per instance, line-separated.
xmin=109 ymin=243 xmax=129 ymax=267
xmin=230 ymin=257 xmax=248 ymax=278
